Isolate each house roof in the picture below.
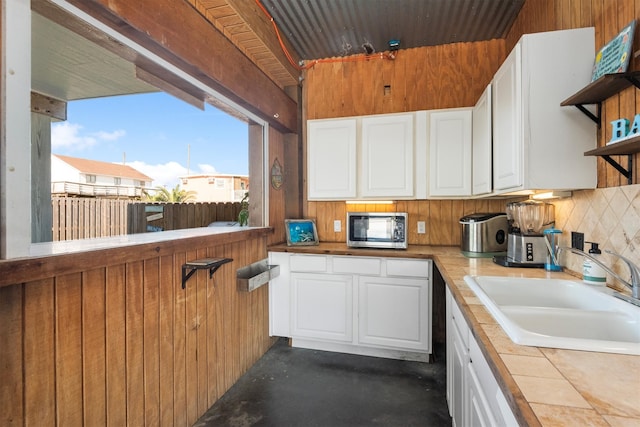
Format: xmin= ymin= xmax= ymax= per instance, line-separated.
xmin=53 ymin=154 xmax=153 ymax=182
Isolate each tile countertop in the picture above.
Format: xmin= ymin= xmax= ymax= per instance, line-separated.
xmin=268 ymin=243 xmax=640 ymax=427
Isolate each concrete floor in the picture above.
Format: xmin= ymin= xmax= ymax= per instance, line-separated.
xmin=194 ymin=338 xmax=451 ymax=427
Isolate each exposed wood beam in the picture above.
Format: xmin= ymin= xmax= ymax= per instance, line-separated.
xmin=135 ymin=66 xmax=205 ymax=110
xmin=33 ymin=0 xmax=297 ymax=133
xmin=188 ymin=0 xmax=300 ymax=89
xmin=31 ymin=92 xmax=67 ymax=121
xmin=224 ymin=0 xmax=300 ymax=82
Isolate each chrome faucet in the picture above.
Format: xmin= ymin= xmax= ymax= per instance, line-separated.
xmin=558 ymin=247 xmax=640 ymax=305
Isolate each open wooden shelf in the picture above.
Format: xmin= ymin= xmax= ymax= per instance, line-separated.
xmin=561 ymin=71 xmax=640 ymax=184
xmin=561 ymin=71 xmax=640 ymax=127
xmin=562 ymin=71 xmax=640 ymax=106
xmin=584 ymin=134 xmax=640 ymax=156
xmin=584 ymin=135 xmax=639 ymax=184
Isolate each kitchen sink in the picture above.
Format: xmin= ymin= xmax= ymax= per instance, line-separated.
xmin=463 ymin=276 xmax=640 ymax=355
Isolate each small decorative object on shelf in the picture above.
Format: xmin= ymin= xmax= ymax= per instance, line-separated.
xmin=284 ymin=219 xmax=319 ymax=246
xmin=238 ymin=192 xmax=249 ymax=226
xmin=591 ymin=20 xmax=636 ymax=81
xmin=609 ymin=114 xmax=640 ymax=145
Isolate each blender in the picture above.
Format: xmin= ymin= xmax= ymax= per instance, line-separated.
xmin=494 ymin=200 xmax=555 ymax=268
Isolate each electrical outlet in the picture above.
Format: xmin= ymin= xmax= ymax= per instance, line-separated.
xmin=417 ymin=221 xmax=426 ymax=234
xmin=334 ymin=220 xmax=342 ymax=233
xmin=571 ymin=231 xmax=584 ymax=251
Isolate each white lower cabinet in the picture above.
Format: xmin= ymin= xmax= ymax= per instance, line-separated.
xmin=268 ymin=252 xmax=432 ymax=360
xmin=358 ymin=276 xmax=430 ymax=351
xmin=446 ymin=287 xmax=518 ymax=427
xmin=291 ymin=272 xmax=353 ymax=342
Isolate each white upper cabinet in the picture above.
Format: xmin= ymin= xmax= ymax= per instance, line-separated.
xmin=427 ymin=109 xmax=473 ymax=197
xmin=472 ymin=84 xmax=493 ymax=196
xmin=307 ymin=113 xmax=416 ymax=200
xmin=361 ymin=113 xmax=414 ymax=198
xmin=492 ymin=45 xmax=522 ymax=191
xmin=492 ymin=27 xmax=597 ymax=194
xmin=307 ymin=118 xmax=357 ymax=199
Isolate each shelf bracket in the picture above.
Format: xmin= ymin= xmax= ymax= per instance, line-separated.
xmin=601 ymin=154 xmax=633 ymax=184
xmin=623 ymin=74 xmax=640 ymax=90
xmin=573 ymin=102 xmax=600 ymax=127
xmin=182 ymin=258 xmax=233 ymax=289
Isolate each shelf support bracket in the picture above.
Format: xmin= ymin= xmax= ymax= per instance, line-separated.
xmin=624 ymin=75 xmax=640 ymax=90
xmin=182 ymin=258 xmax=233 ymax=289
xmin=573 ymin=103 xmax=600 ymax=127
xmin=601 ymin=154 xmax=632 ymax=185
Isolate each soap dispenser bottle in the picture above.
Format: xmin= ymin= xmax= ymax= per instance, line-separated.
xmin=583 ymin=242 xmax=606 ymax=285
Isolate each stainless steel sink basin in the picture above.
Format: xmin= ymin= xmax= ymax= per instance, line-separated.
xmin=464 ymin=276 xmax=640 ymax=355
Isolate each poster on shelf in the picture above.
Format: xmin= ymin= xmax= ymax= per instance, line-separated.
xmin=591 ymin=20 xmax=636 ymax=81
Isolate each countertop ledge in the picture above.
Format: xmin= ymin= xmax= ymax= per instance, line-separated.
xmin=0 ymin=227 xmax=273 ymax=288
xmin=31 ymin=226 xmax=272 ymax=257
xmin=268 ymin=242 xmax=640 ymax=427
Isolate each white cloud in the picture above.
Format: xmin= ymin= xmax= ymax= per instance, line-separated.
xmin=51 ymin=122 xmax=125 ymax=150
xmin=94 ymin=129 xmax=126 ymax=141
xmin=126 ymin=161 xmax=217 ymax=188
xmin=52 ymin=122 xmax=97 ymax=150
xmin=198 ymin=163 xmax=217 ymax=174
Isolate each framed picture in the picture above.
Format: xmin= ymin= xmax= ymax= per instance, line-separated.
xmin=285 ymin=219 xmax=319 ymax=246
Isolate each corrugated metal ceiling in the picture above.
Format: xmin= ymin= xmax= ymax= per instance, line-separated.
xmin=260 ymin=0 xmax=525 ymax=60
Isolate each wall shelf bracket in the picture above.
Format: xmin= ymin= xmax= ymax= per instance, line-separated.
xmin=573 ymin=103 xmax=600 ymax=126
xmin=182 ymin=258 xmax=233 ymax=289
xmin=601 ymin=154 xmax=633 ymax=184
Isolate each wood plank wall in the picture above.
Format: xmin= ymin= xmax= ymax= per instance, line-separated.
xmin=0 ymin=232 xmax=274 ymax=426
xmin=268 ymin=127 xmax=288 ymax=246
xmin=303 ymin=39 xmax=505 ymax=119
xmin=302 ymin=40 xmax=510 ymax=245
xmin=504 ymin=0 xmax=640 ymax=187
xmin=307 ymin=199 xmax=513 ymax=246
xmin=302 ymin=0 xmax=640 ymax=245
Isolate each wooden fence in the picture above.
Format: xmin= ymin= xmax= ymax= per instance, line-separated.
xmin=52 ymin=198 xmax=242 ymax=241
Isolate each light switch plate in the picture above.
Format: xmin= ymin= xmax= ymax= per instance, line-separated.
xmin=417 ymin=221 xmax=426 ymax=234
xmin=334 ymin=220 xmax=342 ymax=232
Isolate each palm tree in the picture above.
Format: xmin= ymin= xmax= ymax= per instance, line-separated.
xmin=145 ymin=184 xmax=197 ymax=202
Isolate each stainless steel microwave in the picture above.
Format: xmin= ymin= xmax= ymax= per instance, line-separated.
xmin=346 ymin=212 xmax=408 ymax=249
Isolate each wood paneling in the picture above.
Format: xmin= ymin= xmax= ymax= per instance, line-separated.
xmin=303 ymin=40 xmax=505 ymax=120
xmin=24 ymin=279 xmax=55 ymax=426
xmin=307 ymin=199 xmax=513 ymax=246
xmin=0 ymin=230 xmax=274 ymax=426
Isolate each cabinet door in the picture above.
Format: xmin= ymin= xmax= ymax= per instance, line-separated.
xmin=307 ymin=118 xmax=357 ymax=199
xmin=451 ymin=316 xmax=469 ymax=427
xmin=492 ymin=44 xmax=522 ymax=191
xmin=358 ymin=276 xmax=430 ymax=351
xmin=467 ymin=363 xmax=498 ymax=427
xmin=361 ymin=114 xmax=414 ymax=198
xmin=472 ymin=84 xmax=492 ymax=196
xmin=268 ymin=252 xmax=291 ymax=337
xmin=291 ymin=273 xmax=353 ymax=342
xmin=428 ymin=109 xmax=472 ymax=197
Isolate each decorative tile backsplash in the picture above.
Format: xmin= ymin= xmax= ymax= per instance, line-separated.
xmin=551 ymin=184 xmax=640 ymax=287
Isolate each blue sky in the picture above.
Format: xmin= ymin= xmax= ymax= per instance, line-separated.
xmin=51 ymin=92 xmax=248 ymax=188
